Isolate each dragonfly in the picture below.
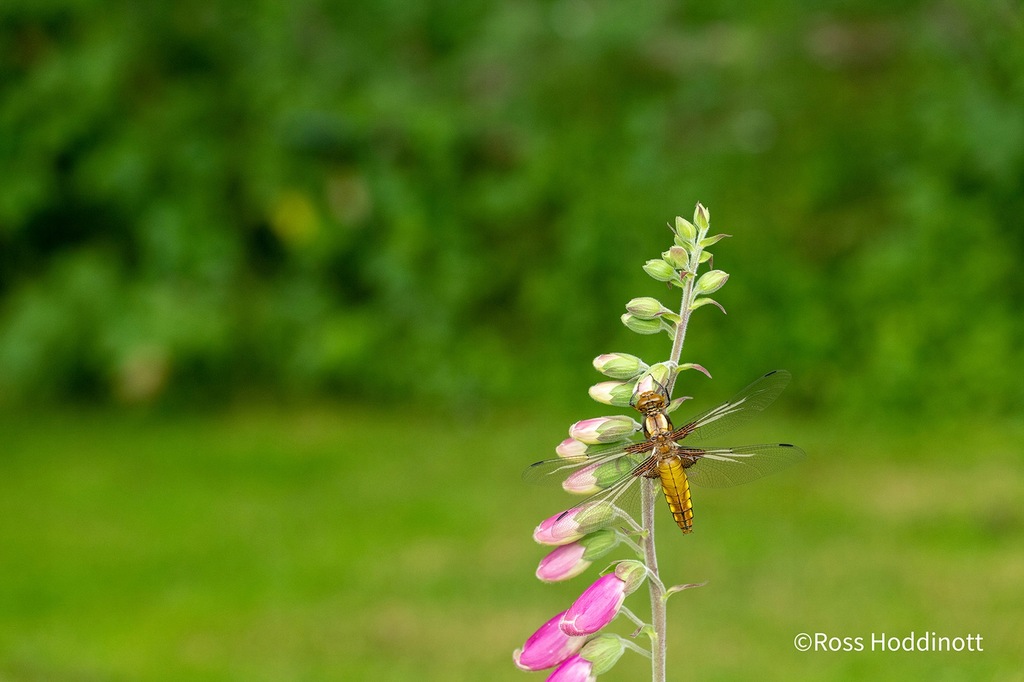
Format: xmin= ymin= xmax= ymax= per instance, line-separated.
xmin=524 ymin=369 xmax=805 ymax=534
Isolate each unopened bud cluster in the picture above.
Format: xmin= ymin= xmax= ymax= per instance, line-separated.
xmin=624 ymin=203 xmax=732 ymax=342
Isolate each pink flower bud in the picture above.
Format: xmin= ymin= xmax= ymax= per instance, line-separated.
xmin=592 ymin=353 xmax=647 ymax=380
xmin=536 ymin=530 xmax=618 ymax=582
xmin=588 ymin=380 xmax=634 ymax=407
xmin=555 ymin=438 xmax=589 ymax=459
xmin=563 ymin=456 xmax=642 ymax=495
xmin=533 ymin=508 xmax=585 ymax=546
xmin=561 ymin=462 xmax=602 ymax=495
xmin=535 ymin=504 xmax=618 ymax=546
xmin=546 ymin=654 xmax=596 ymax=682
xmin=560 ymin=574 xmax=627 ymax=636
xmin=536 ymin=542 xmax=590 ymax=582
xmin=513 ymin=611 xmax=587 ymax=672
xmin=568 ymin=416 xmax=639 ymax=445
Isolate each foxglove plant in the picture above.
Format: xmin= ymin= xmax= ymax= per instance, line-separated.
xmin=514 ymin=204 xmax=739 ymax=681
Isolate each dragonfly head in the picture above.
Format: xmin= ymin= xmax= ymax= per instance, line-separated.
xmin=631 ymin=371 xmax=671 ymax=415
xmin=632 ymin=390 xmax=668 ymax=416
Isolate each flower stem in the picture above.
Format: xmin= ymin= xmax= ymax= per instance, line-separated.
xmin=641 ymin=477 xmax=666 ymax=682
xmin=667 ymin=221 xmax=707 ymax=393
xmin=648 ymin=223 xmax=707 ymax=681
xmin=667 ymin=274 xmax=695 ymax=392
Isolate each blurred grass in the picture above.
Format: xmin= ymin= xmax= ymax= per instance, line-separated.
xmin=0 ymin=403 xmax=1021 ymax=681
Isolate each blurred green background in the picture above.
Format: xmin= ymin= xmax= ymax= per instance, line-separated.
xmin=1 ymin=0 xmax=1022 ymax=680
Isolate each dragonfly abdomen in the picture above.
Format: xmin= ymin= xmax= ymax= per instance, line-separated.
xmin=657 ymin=456 xmax=694 ymax=533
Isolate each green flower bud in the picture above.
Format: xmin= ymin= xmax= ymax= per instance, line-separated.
xmin=573 ymin=502 xmax=618 ymax=534
xmin=590 ymin=453 xmax=645 ymax=488
xmin=580 ymin=634 xmax=626 ymax=676
xmin=645 ymin=362 xmax=675 ymax=388
xmin=673 ymin=216 xmax=697 ymax=242
xmin=693 ymin=202 xmax=710 ymax=231
xmin=592 ymin=353 xmax=648 ymax=380
xmin=620 ymin=313 xmax=662 ymax=335
xmin=695 ymin=269 xmax=729 ymax=294
xmin=662 ymin=245 xmax=689 ymax=270
xmin=578 ymin=529 xmax=619 ymax=561
xmin=624 ymin=296 xmax=666 ymax=320
xmin=613 ymin=560 xmax=648 ymax=594
xmin=641 ymin=258 xmax=676 ymax=282
xmin=633 ymin=363 xmax=675 ymax=400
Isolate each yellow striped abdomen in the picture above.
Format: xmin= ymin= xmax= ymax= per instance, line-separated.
xmin=657 ymin=456 xmax=694 ymax=533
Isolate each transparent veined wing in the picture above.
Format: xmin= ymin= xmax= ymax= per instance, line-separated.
xmin=672 ymin=370 xmax=792 ymax=444
xmin=522 ymin=437 xmax=654 ymax=488
xmin=523 ymin=447 xmax=655 ymax=537
xmin=681 ymin=443 xmax=806 ymax=488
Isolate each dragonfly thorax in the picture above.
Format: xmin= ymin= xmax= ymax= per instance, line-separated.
xmin=642 ymin=410 xmax=675 ymax=445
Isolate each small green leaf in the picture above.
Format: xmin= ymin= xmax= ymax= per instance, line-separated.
xmin=690 ymin=297 xmax=727 ymax=314
xmin=659 ymin=311 xmax=681 ymax=325
xmin=663 ymin=581 xmax=709 ymax=602
xmin=699 ymin=233 xmax=732 ymax=248
xmin=697 ymin=250 xmax=713 ymax=264
xmin=665 ymin=396 xmax=692 ymax=414
xmin=678 ymin=362 xmax=712 ymax=379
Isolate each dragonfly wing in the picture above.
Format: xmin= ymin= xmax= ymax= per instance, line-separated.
xmin=542 ymin=455 xmax=655 ymax=537
xmin=522 ymin=438 xmax=652 ymax=485
xmin=673 ymin=370 xmax=792 ymax=444
xmin=683 ymin=443 xmax=806 ymax=488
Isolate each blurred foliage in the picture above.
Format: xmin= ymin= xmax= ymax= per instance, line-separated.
xmin=1 ymin=406 xmax=1022 ymax=679
xmin=1 ymin=0 xmax=1022 ymax=416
